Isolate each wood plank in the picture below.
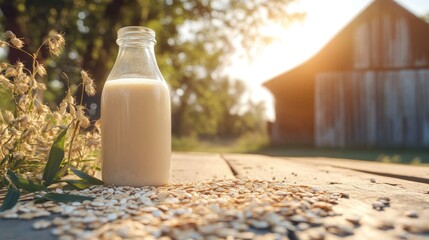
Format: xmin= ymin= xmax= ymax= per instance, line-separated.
xmin=365 ymin=73 xmax=377 ymax=146
xmin=295 ymin=157 xmax=429 ymax=183
xmin=92 ymin=153 xmax=234 ymax=184
xmin=171 ymin=152 xmax=235 ymax=183
xmin=223 ymin=154 xmax=428 ymax=203
xmin=223 ymin=154 xmax=429 ymax=239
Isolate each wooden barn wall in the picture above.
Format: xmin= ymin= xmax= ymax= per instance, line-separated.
xmin=353 ymin=9 xmax=428 ymax=69
xmin=315 ymin=70 xmax=429 ymax=147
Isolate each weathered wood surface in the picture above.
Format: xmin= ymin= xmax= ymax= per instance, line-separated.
xmin=1 ymin=153 xmax=428 ymax=240
xmin=171 ymin=152 xmax=235 ymax=183
xmin=223 ymin=154 xmax=429 ymax=239
xmin=295 ymin=157 xmax=429 ymax=183
xmin=352 ymin=11 xmax=413 ymax=69
xmin=315 ymin=70 xmax=429 ymax=148
xmin=223 ymin=154 xmax=428 ymax=208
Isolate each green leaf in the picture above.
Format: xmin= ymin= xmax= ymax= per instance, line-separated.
xmin=55 ymin=165 xmax=69 ymax=179
xmin=43 ymin=193 xmax=94 ymax=203
xmin=0 ymin=188 xmax=20 ymax=211
xmin=61 ymin=179 xmax=92 ymax=190
xmin=43 ymin=128 xmax=68 ymax=186
xmin=0 ymin=177 xmax=8 ymax=189
xmin=70 ymin=167 xmax=103 ymax=185
xmin=7 ymin=170 xmax=45 ymax=192
xmin=33 ymin=198 xmax=49 ymax=204
xmin=62 ymin=184 xmax=80 ymax=191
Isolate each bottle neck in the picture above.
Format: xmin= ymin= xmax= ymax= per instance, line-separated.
xmin=107 ymin=26 xmax=164 ymax=81
xmin=117 ymin=43 xmax=155 ymax=57
xmin=108 ymin=44 xmax=162 ymax=81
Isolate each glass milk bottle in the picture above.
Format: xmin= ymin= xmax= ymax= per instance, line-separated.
xmin=101 ymin=26 xmax=171 ymax=186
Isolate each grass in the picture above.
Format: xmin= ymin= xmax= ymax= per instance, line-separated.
xmin=173 ymin=134 xmax=429 ymax=166
xmin=172 ymin=133 xmax=270 ymax=153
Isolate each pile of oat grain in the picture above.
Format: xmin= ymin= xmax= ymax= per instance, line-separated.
xmin=1 ymin=179 xmax=355 ymax=239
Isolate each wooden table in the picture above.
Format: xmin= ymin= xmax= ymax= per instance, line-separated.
xmin=1 ymin=153 xmax=428 ymax=239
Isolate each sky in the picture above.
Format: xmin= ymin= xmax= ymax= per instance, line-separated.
xmin=227 ymin=0 xmax=429 ymax=121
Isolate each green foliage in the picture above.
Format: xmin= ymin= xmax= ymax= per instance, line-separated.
xmin=61 ymin=179 xmax=92 ymax=190
xmin=410 ymin=157 xmax=422 ymax=165
xmin=377 ymin=154 xmax=401 ymax=164
xmin=7 ymin=170 xmax=45 ymax=192
xmin=172 ymin=132 xmax=269 ymax=153
xmin=2 ymin=129 xmax=102 ymax=211
xmin=70 ymin=167 xmax=103 ymax=185
xmin=43 ymin=192 xmax=94 ymax=203
xmin=0 ymin=188 xmax=19 ymax=211
xmin=235 ymin=133 xmax=270 ymax=152
xmin=43 ymin=127 xmax=68 ymax=186
xmin=172 ymin=136 xmax=199 ymax=152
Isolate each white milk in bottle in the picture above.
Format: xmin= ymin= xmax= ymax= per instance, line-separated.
xmin=101 ymin=27 xmax=171 ymax=186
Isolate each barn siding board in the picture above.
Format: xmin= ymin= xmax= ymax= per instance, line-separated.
xmin=354 ymin=13 xmax=412 ymax=69
xmin=315 ymin=70 xmax=429 ymax=147
xmin=365 ymin=73 xmax=377 ymax=145
xmin=402 ymin=71 xmax=418 ymax=146
xmin=418 ymin=70 xmax=429 ymax=145
xmin=415 ymin=77 xmax=422 ymax=144
xmin=385 ymin=73 xmax=397 ymax=146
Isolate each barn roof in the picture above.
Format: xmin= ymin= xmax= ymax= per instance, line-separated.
xmin=263 ymin=0 xmax=429 ymax=92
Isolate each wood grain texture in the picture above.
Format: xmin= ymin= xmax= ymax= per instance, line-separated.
xmin=223 ymin=154 xmax=429 ymax=239
xmin=315 ymin=70 xmax=429 ymax=147
xmin=222 ymin=154 xmax=428 ymax=204
xmin=295 ymin=157 xmax=429 ymax=183
xmin=171 ymin=152 xmax=235 ymax=183
xmin=93 ymin=153 xmax=234 ymax=183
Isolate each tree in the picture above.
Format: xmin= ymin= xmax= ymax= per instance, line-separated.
xmin=0 ymin=0 xmax=302 ymax=137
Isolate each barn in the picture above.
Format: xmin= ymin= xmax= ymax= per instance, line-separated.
xmin=264 ymin=0 xmax=429 ymax=148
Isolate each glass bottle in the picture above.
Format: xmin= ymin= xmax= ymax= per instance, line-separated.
xmin=101 ymin=26 xmax=171 ymax=186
